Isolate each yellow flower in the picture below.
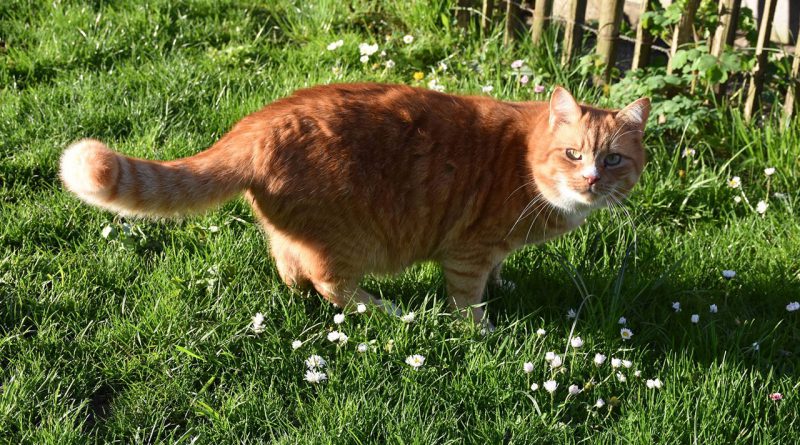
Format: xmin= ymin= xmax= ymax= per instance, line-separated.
xmin=413 ymin=71 xmax=424 ymax=81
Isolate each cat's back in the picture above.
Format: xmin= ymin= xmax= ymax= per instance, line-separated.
xmin=255 ymin=82 xmax=500 ymax=138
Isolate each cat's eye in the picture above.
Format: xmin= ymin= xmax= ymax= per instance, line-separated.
xmin=565 ymin=149 xmax=582 ymax=161
xmin=604 ymin=153 xmax=622 ymax=166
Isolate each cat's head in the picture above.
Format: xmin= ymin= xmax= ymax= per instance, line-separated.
xmin=530 ymin=87 xmax=650 ymax=213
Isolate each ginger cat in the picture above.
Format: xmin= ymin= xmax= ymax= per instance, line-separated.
xmin=60 ymin=83 xmax=649 ymax=325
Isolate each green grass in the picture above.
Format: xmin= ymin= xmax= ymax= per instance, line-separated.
xmin=1 ymin=0 xmax=799 ymax=443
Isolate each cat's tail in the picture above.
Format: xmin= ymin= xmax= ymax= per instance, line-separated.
xmin=59 ymin=138 xmax=254 ymax=217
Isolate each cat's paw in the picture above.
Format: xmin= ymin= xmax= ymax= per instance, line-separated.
xmin=495 ymin=278 xmax=516 ymax=291
xmin=375 ymin=299 xmax=403 ymax=317
xmin=480 ymin=319 xmax=496 ymax=334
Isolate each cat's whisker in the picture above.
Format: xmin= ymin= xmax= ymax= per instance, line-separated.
xmin=519 ymin=198 xmax=552 ymax=243
xmin=505 ymin=195 xmax=547 ymax=239
xmin=504 ymin=179 xmax=536 ymax=203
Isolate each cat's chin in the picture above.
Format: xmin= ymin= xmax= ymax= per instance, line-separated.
xmin=544 ymin=191 xmax=610 ymax=214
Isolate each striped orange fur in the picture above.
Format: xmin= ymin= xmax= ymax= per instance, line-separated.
xmin=60 ymin=83 xmax=649 ymax=325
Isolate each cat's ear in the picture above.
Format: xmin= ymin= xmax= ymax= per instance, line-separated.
xmin=549 ymin=87 xmax=582 ymax=129
xmin=616 ymin=97 xmax=651 ymax=129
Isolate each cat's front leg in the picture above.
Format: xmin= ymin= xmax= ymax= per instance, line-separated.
xmin=440 ymin=256 xmax=495 ymax=327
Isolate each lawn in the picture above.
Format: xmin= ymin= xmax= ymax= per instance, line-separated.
xmin=1 ymin=0 xmax=798 ymax=443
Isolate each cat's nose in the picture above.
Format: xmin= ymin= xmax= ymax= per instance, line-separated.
xmin=584 ymin=174 xmax=600 ymax=185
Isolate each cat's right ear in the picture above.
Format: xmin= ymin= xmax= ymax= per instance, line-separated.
xmin=549 ymin=87 xmax=582 ymax=129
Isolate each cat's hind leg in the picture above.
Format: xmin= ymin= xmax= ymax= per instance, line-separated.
xmin=269 ymin=234 xmax=312 ymax=290
xmin=311 ymin=278 xmax=399 ymax=315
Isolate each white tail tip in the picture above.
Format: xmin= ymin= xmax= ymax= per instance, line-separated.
xmin=60 ymin=139 xmax=120 ymax=205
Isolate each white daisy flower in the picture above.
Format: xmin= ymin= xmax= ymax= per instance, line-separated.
xmin=403 ymin=34 xmax=414 ymax=44
xmin=510 ymin=59 xmax=524 ymax=69
xmin=786 ymin=301 xmax=800 ymax=312
xmin=722 ymin=270 xmax=736 ymax=279
xmin=756 ymin=200 xmax=768 ymax=214
xmin=709 ymin=304 xmax=718 ymax=314
xmin=727 ymin=176 xmax=741 ymax=188
xmin=523 ymin=362 xmax=534 ymax=373
xmin=681 ymin=148 xmax=696 ymax=158
xmin=356 ymin=303 xmax=367 ymax=313
xmin=594 ymin=398 xmax=606 ymax=408
xmin=481 ymin=85 xmax=494 ymax=93
xmin=305 ymin=355 xmax=326 ymax=369
xmin=405 ymin=354 xmax=425 ymax=369
xmin=333 ymin=313 xmax=345 ymax=324
xmin=357 ymin=343 xmax=368 ymax=353
xmin=752 ymin=341 xmax=760 ymax=351
xmin=733 ymin=196 xmax=742 ymax=203
xmin=359 ymin=55 xmax=369 ymax=63
xmin=543 ymin=380 xmax=558 ymax=393
xmin=764 ymin=167 xmax=775 ymax=176
xmin=385 ymin=59 xmax=396 ymax=69
xmin=618 ymin=316 xmax=627 ymax=325
xmin=338 ymin=333 xmax=349 ymax=344
xmin=544 ymin=351 xmax=556 ymax=362
xmin=568 ymin=384 xmax=581 ymax=395
xmin=400 ymin=312 xmax=415 ymax=323
xmin=536 ymin=328 xmax=546 ymax=336
xmin=672 ymin=301 xmax=681 ymax=312
xmin=594 ymin=353 xmax=607 ymax=366
xmin=327 ymin=331 xmax=341 ymax=342
xmin=427 ymin=79 xmax=445 ymax=92
xmin=304 ymin=369 xmax=327 ymax=383
xmin=622 ymin=360 xmax=632 ymax=369
xmin=251 ymin=313 xmax=265 ymax=334
xmin=620 ymin=328 xmax=633 ymax=341
xmin=616 ymin=372 xmax=627 ymax=382
xmin=530 ymin=383 xmax=539 ymax=391
xmin=291 ymin=340 xmax=303 ymax=350
xmin=326 ymin=39 xmax=344 ymax=51
xmin=358 ymin=42 xmax=379 ymax=56
xmin=634 ymin=370 xmax=642 ymax=378
xmin=645 ymin=378 xmax=663 ymax=389
xmin=567 ymin=308 xmax=577 ymax=319
xmin=611 ymin=358 xmax=622 ymax=369
xmin=550 ymin=355 xmax=563 ymax=369
xmin=691 ymin=314 xmax=699 ymax=324
xmin=570 ymin=337 xmax=584 ymax=349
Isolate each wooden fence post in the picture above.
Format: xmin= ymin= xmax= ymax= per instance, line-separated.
xmin=480 ymin=0 xmax=495 ymax=34
xmin=782 ymin=24 xmax=800 ymax=125
xmin=631 ymin=0 xmax=653 ymax=69
xmin=711 ymin=0 xmax=741 ymax=57
xmin=561 ymin=0 xmax=588 ymax=65
xmin=743 ymin=0 xmax=778 ymax=122
xmin=457 ymin=0 xmax=473 ymax=29
xmin=595 ymin=0 xmax=624 ymax=85
xmin=531 ymin=0 xmax=553 ymax=45
xmin=503 ymin=0 xmax=525 ymax=46
xmin=667 ymin=0 xmax=701 ymax=74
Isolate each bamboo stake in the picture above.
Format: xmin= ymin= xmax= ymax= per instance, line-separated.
xmin=480 ymin=0 xmax=495 ymax=34
xmin=711 ymin=0 xmax=742 ymax=57
xmin=561 ymin=0 xmax=588 ymax=65
xmin=666 ymin=0 xmax=701 ymax=74
xmin=503 ymin=0 xmax=524 ymax=46
xmin=632 ymin=0 xmax=653 ymax=69
xmin=595 ymin=0 xmax=624 ymax=85
xmin=531 ymin=0 xmax=553 ymax=45
xmin=743 ymin=0 xmax=777 ymax=122
xmin=782 ymin=25 xmax=800 ymax=125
